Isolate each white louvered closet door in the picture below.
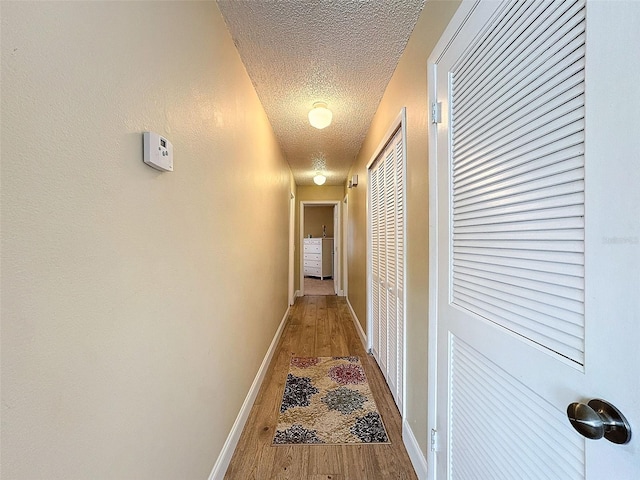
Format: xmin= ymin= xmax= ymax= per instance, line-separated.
xmin=378 ymin=147 xmax=388 ymax=376
xmin=369 ymin=126 xmax=405 ymax=413
xmin=371 ymin=165 xmax=381 ymax=366
xmin=393 ymin=133 xmax=404 ymax=412
xmin=432 ymin=1 xmax=640 ymax=479
xmin=370 ymin=152 xmax=387 ymax=374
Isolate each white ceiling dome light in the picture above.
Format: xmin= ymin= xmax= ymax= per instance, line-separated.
xmin=313 ymin=173 xmax=327 ymax=185
xmin=308 ymin=102 xmax=333 ymax=129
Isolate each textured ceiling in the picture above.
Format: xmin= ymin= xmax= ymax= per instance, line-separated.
xmin=217 ymin=0 xmax=425 ymax=186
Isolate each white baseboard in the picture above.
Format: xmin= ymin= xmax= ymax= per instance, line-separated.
xmin=338 ymin=289 xmax=344 ymax=296
xmin=208 ymin=307 xmax=289 ymax=480
xmin=346 ymin=297 xmax=367 ymax=350
xmin=403 ymin=420 xmax=428 ymax=480
xmin=295 ymin=289 xmax=302 ymax=298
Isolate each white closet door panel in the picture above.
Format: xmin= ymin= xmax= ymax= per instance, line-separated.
xmin=378 ymin=149 xmax=389 ymax=374
xmin=450 ymin=336 xmax=584 ymax=480
xmin=371 ymin=167 xmax=380 ymax=358
xmin=394 ymin=132 xmax=405 ymax=411
xmin=368 ymin=125 xmax=405 ymax=412
xmin=385 ymin=145 xmax=397 ymax=388
xmin=454 ymin=0 xmax=584 ymax=114
xmin=451 ymin=0 xmax=586 ymax=364
xmin=387 ymin=144 xmax=399 ymax=394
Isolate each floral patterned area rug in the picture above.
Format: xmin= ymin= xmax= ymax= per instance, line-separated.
xmin=273 ymin=356 xmax=390 ymax=445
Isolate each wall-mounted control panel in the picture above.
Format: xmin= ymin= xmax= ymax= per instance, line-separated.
xmin=143 ymin=132 xmax=173 ymax=172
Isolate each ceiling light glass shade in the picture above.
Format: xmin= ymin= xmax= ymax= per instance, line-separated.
xmin=313 ymin=174 xmax=327 ymax=185
xmin=308 ymin=102 xmax=332 ymax=129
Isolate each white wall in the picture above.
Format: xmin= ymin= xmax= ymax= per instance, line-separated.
xmin=1 ymin=2 xmax=290 ymax=479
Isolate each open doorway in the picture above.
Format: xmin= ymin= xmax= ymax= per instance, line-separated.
xmin=299 ymin=201 xmax=341 ymax=297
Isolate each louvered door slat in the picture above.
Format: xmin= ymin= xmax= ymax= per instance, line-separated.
xmin=378 ymin=151 xmax=388 ymax=373
xmin=454 ymin=251 xmax=583 ymax=277
xmin=452 ymin=270 xmax=584 ymax=317
xmin=395 ymin=133 xmax=405 ymax=411
xmin=454 ymin=259 xmax=582 ymax=289
xmin=454 ymin=239 xmax=583 ymax=253
xmin=455 ymin=204 xmax=584 ymax=228
xmin=453 ymin=279 xmax=583 ymax=337
xmin=455 ymin=91 xmax=584 ymax=162
xmin=371 ymin=167 xmax=380 ymax=358
xmin=455 ymin=246 xmax=583 ymax=265
xmin=451 ymin=0 xmax=586 ymax=364
xmin=385 ymin=144 xmax=397 ymax=391
xmin=454 ymin=110 xmax=584 ymax=171
xmin=455 ymin=264 xmax=583 ymax=303
xmin=455 ymin=59 xmax=585 ymax=152
xmin=454 ymin=147 xmax=583 ymax=198
xmin=454 ymin=216 xmax=583 ymax=235
xmin=456 ymin=6 xmax=585 ymax=131
xmin=453 ymin=290 xmax=583 ymax=362
xmin=454 ymin=1 xmax=545 ymax=100
xmin=454 ymin=129 xmax=583 ymax=184
xmin=455 ymin=180 xmax=584 ymax=215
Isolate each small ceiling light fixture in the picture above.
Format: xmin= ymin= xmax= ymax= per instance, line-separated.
xmin=308 ymin=102 xmax=333 ymax=129
xmin=313 ymin=173 xmax=327 ymax=185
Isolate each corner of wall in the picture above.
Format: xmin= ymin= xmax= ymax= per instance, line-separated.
xmin=208 ymin=307 xmax=290 ymax=480
xmin=403 ymin=420 xmax=428 ymax=480
xmin=346 ymin=297 xmax=367 ymax=350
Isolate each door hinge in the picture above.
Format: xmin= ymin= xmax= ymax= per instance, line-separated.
xmin=431 ymin=428 xmax=439 ymax=452
xmin=431 ymin=102 xmax=442 ymax=124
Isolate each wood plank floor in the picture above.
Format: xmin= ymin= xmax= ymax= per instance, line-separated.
xmin=224 ymin=295 xmax=418 ymax=480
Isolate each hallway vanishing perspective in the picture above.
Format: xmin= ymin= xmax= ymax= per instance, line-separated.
xmin=224 ymin=295 xmax=417 ymax=479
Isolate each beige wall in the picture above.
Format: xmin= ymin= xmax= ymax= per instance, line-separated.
xmin=345 ymin=0 xmax=461 ymax=456
xmin=294 ymin=186 xmax=345 ymax=292
xmin=1 ymin=3 xmax=291 ymax=479
xmin=304 ymin=206 xmax=334 ymax=238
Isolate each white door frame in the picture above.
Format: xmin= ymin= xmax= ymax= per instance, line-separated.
xmin=426 ymin=4 xmax=478 ymax=471
xmin=427 ymin=59 xmax=443 ymax=479
xmin=299 ymin=200 xmax=341 ymax=297
xmin=342 ymin=194 xmax=349 ymax=298
xmin=288 ymin=191 xmax=296 ymax=305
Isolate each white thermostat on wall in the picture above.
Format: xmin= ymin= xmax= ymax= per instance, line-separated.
xmin=143 ymin=131 xmax=173 ymax=172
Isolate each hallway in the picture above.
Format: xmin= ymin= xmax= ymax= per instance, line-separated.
xmin=224 ymin=295 xmax=417 ymax=479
